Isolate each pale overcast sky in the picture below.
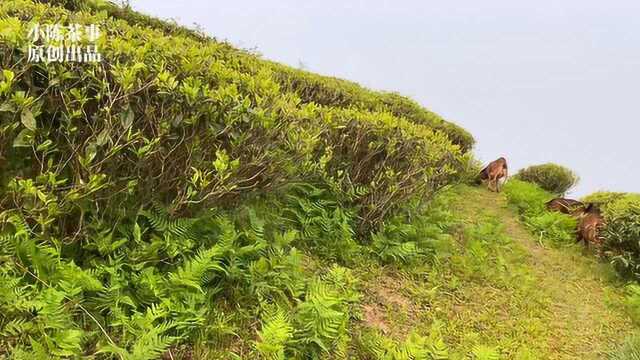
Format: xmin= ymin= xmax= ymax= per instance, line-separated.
xmin=130 ymin=0 xmax=639 ymax=197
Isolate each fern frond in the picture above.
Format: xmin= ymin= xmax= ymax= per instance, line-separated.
xmin=471 ymin=344 xmax=500 ymax=360
xmin=0 ymin=233 xmax=16 ymax=256
xmin=295 ymin=281 xmax=347 ymax=353
xmin=7 ymin=214 xmax=30 ymax=238
xmin=141 ymin=204 xmax=197 ymax=241
xmin=168 ymin=246 xmax=226 ymax=292
xmin=255 ymin=309 xmax=293 ymax=360
xmin=609 ymin=333 xmax=640 ymax=360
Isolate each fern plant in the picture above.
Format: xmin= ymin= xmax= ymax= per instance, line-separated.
xmin=255 ymin=308 xmax=294 ymax=360
xmin=294 ymin=280 xmax=348 ymax=354
xmin=359 ymin=330 xmax=449 ymax=360
xmin=281 ymin=183 xmax=360 ymax=263
xmin=471 ymin=345 xmax=500 ymax=360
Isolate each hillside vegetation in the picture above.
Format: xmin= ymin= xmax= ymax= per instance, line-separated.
xmin=509 ymin=167 xmax=640 ymax=286
xmin=1 ymin=1 xmax=639 ymax=359
xmin=0 ymin=0 xmax=477 ymax=358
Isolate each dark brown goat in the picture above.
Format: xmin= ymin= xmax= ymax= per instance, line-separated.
xmin=546 ymin=198 xmax=585 ymax=216
xmin=576 ymin=203 xmax=605 ymax=256
xmin=478 ymin=157 xmax=508 ymax=192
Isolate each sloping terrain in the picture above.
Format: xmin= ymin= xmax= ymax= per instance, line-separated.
xmin=0 ymin=1 xmax=638 ymax=359
xmin=356 ymin=186 xmax=634 ymax=359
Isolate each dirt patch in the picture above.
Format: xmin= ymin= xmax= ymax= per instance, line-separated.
xmin=362 ymin=304 xmax=390 ymax=334
xmin=374 ymin=276 xmax=412 ymax=309
xmin=360 ymin=274 xmax=421 ymax=337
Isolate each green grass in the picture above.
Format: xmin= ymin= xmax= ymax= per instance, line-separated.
xmin=502 ymin=179 xmax=578 ymax=246
xmin=352 ymin=186 xmax=635 ymax=359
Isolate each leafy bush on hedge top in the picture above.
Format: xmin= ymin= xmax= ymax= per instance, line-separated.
xmin=515 ymin=163 xmax=578 ymax=195
xmin=49 ymin=0 xmax=475 ymax=153
xmin=268 ymin=65 xmax=475 ymax=152
xmin=503 ymin=179 xmax=577 ymax=245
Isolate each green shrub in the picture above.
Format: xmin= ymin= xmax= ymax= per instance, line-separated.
xmin=0 ymin=0 xmax=469 ymax=238
xmin=503 ymin=179 xmax=553 ymax=215
xmin=582 ymin=191 xmax=627 ymax=213
xmin=268 ymin=65 xmax=475 ymax=152
xmin=503 ymin=180 xmax=577 ymax=245
xmin=312 ymin=107 xmax=466 ymax=234
xmin=78 ymin=0 xmax=474 ymax=153
xmin=515 ymin=163 xmax=578 ymax=195
xmin=601 ymin=194 xmax=640 ymax=279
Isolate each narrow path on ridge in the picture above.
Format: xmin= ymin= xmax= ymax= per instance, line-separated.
xmin=358 ymin=186 xmax=634 ymax=359
xmin=457 ymin=187 xmax=633 ymax=359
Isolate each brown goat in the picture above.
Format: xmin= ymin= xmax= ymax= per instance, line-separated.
xmin=576 ymin=203 xmax=605 ymax=256
xmin=479 ymin=157 xmax=508 ymax=192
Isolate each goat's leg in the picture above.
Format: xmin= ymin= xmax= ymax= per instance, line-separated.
xmin=498 ymin=168 xmax=507 ymax=192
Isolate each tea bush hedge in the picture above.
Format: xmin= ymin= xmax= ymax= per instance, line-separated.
xmin=0 ymin=0 xmax=471 ymax=235
xmin=0 ymin=0 xmax=473 ymax=357
xmin=581 ymin=191 xmax=627 ymax=212
xmin=580 ymin=191 xmax=640 ymax=279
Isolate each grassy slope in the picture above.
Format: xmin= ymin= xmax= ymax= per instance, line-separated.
xmin=356 ymin=186 xmax=634 ymax=359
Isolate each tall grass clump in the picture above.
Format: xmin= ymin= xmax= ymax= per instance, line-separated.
xmin=515 ymin=163 xmax=578 ymax=195
xmin=503 ymin=179 xmax=577 ymax=245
